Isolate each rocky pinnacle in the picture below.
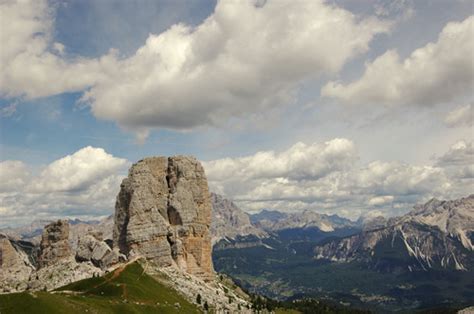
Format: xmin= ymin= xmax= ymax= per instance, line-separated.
xmin=38 ymin=220 xmax=72 ymax=268
xmin=113 ymin=156 xmax=214 ymax=280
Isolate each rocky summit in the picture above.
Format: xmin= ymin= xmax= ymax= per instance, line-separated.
xmin=211 ymin=193 xmax=267 ymax=244
xmin=114 ymin=156 xmax=214 ymax=280
xmin=38 ymin=220 xmax=72 ymax=268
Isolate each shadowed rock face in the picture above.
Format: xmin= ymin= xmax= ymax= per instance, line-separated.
xmin=113 ymin=156 xmax=214 ymax=280
xmin=38 ymin=220 xmax=72 ymax=268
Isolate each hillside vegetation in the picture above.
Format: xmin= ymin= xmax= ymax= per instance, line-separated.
xmin=0 ymin=262 xmax=201 ymax=314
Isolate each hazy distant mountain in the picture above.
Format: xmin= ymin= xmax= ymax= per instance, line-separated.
xmin=314 ymin=195 xmax=474 ymax=272
xmin=250 ymin=210 xmax=288 ymax=224
xmin=0 ymin=217 xmax=112 ymax=249
xmin=400 ymin=195 xmax=473 ymax=251
xmin=2 ymin=198 xmax=358 ymax=249
xmin=251 ymin=209 xmax=356 ymax=232
xmin=0 ymin=220 xmax=54 ymax=243
xmin=214 ymin=195 xmax=474 ymax=311
xmin=357 ymin=215 xmax=388 ymax=231
xmin=210 ymin=193 xmax=267 ymax=244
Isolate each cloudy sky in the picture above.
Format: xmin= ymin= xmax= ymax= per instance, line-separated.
xmin=0 ymin=0 xmax=472 ymax=227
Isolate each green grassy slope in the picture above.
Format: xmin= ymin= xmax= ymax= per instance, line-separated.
xmin=0 ymin=262 xmax=201 ymax=314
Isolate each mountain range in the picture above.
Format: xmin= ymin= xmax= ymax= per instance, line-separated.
xmin=2 ymin=190 xmax=473 ymax=312
xmin=212 ymin=194 xmax=474 ymax=312
xmin=314 ymin=195 xmax=474 ymax=272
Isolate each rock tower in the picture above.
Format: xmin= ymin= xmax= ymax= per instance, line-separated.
xmin=113 ymin=156 xmax=213 ymax=280
xmin=38 ymin=220 xmax=72 ymax=268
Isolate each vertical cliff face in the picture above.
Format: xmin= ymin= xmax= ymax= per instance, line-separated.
xmin=113 ymin=156 xmax=213 ymax=280
xmin=38 ymin=220 xmax=72 ymax=268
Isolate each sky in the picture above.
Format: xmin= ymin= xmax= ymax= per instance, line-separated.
xmin=0 ymin=0 xmax=473 ymax=227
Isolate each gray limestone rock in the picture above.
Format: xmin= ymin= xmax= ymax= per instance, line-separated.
xmin=210 ymin=193 xmax=267 ymax=244
xmin=314 ymin=195 xmax=474 ymax=271
xmin=113 ymin=156 xmax=214 ymax=280
xmin=38 ymin=220 xmax=72 ymax=268
xmin=76 ymin=234 xmax=125 ymax=269
xmin=0 ymin=233 xmax=35 ymax=293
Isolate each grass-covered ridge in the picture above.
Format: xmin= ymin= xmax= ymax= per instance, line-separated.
xmin=0 ymin=261 xmax=201 ymax=314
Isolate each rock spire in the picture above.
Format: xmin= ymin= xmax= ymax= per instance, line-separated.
xmin=113 ymin=156 xmax=214 ymax=280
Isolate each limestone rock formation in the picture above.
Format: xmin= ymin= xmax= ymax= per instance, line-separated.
xmin=27 ymin=257 xmax=101 ymax=291
xmin=76 ymin=234 xmax=125 ymax=269
xmin=0 ymin=218 xmax=113 ymax=250
xmin=314 ymin=195 xmax=474 ymax=272
xmin=114 ymin=156 xmax=214 ymax=280
xmin=0 ymin=234 xmax=35 ymax=293
xmin=357 ymin=215 xmax=388 ymax=231
xmin=38 ymin=220 xmax=72 ymax=268
xmin=1 ymin=222 xmax=109 ymax=293
xmin=251 ymin=209 xmax=356 ymax=232
xmin=1 ymin=234 xmax=22 ymax=269
xmin=211 ymin=193 xmax=267 ymax=244
xmin=0 ymin=220 xmax=53 ymax=246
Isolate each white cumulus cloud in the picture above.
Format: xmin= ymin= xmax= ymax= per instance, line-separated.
xmin=204 ymin=138 xmax=469 ymax=219
xmin=84 ymin=0 xmax=389 ymax=134
xmin=367 ymin=195 xmax=394 ymax=206
xmin=29 ymin=146 xmax=128 ymax=192
xmin=0 ymin=0 xmax=104 ymax=99
xmin=0 ymin=147 xmax=129 ymax=227
xmin=0 ymin=0 xmax=389 ymax=138
xmin=204 ymin=138 xmax=357 ymax=182
xmin=0 ymin=160 xmax=30 ymax=192
xmin=436 ymin=140 xmax=474 ymax=179
xmin=321 ymin=16 xmax=474 ymax=106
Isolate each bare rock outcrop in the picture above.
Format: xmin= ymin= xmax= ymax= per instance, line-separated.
xmin=1 ymin=234 xmax=22 ymax=269
xmin=114 ymin=156 xmax=214 ymax=280
xmin=314 ymin=195 xmax=474 ymax=272
xmin=76 ymin=234 xmax=125 ymax=269
xmin=38 ymin=220 xmax=72 ymax=268
xmin=0 ymin=234 xmax=35 ymax=293
xmin=1 ymin=222 xmax=108 ymax=293
xmin=27 ymin=257 xmax=101 ymax=291
xmin=211 ymin=193 xmax=267 ymax=244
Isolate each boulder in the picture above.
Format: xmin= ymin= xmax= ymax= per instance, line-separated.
xmin=76 ymin=234 xmax=125 ymax=269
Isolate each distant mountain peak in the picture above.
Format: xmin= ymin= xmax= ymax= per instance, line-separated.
xmin=250 ymin=208 xmax=356 ymax=233
xmin=403 ymin=194 xmax=474 ymax=248
xmin=211 ymin=193 xmax=267 ymax=244
xmin=314 ymin=195 xmax=474 ymax=272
